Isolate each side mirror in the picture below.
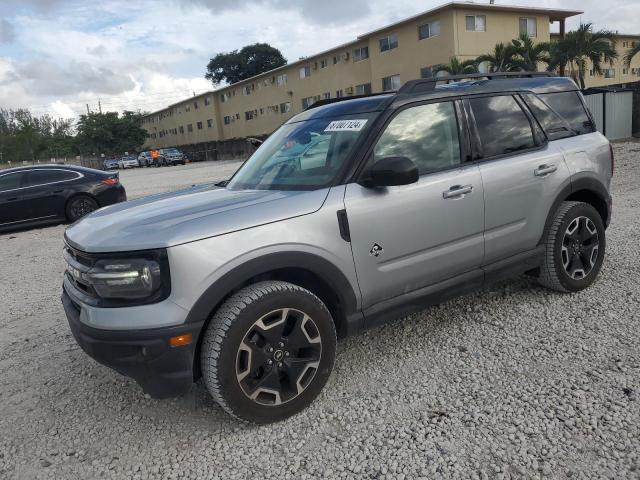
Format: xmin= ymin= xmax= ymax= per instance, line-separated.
xmin=366 ymin=156 xmax=419 ymax=187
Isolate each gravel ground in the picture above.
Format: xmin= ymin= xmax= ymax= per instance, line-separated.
xmin=1 ymin=144 xmax=639 ymax=479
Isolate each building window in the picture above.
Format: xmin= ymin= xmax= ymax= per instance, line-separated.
xmin=333 ymin=55 xmax=341 ymax=65
xmin=421 ymin=66 xmax=434 ymax=78
xmin=207 ymin=119 xmax=213 ymax=128
xmin=299 ymin=65 xmax=311 ymax=79
xmin=194 ymin=101 xmax=198 ymax=109
xmin=418 ymin=20 xmax=441 ymax=40
xmin=280 ymin=102 xmax=291 ymax=113
xmin=235 ymin=113 xmax=240 ymax=120
xmin=224 ymin=116 xmax=232 ymax=125
xmin=185 ymin=105 xmax=191 ymax=112
xmin=354 ymin=46 xmax=369 ymax=62
xmin=323 ymin=92 xmax=331 ymax=99
xmin=302 ymin=97 xmax=315 ymax=109
xmin=604 ymin=68 xmax=616 ymax=78
xmin=623 ymin=68 xmax=629 ymax=75
xmin=204 ymin=96 xmax=211 ymax=106
xmin=187 ymin=124 xmax=193 ymax=132
xmin=466 ymin=15 xmax=486 ymax=32
xmin=379 ymin=33 xmax=399 ymax=52
xmin=519 ymin=17 xmax=537 ymax=37
xmin=355 ymin=83 xmax=372 ymax=95
xmin=276 ymin=74 xmax=287 ymax=86
xmin=244 ymin=85 xmax=252 ymax=95
xmin=197 ymin=121 xmax=203 ymax=130
xmin=320 ymin=59 xmax=328 ymax=68
xmin=382 ymin=74 xmax=401 ymax=91
xmin=245 ymin=110 xmax=257 ymax=120
xmin=179 ymin=126 xmax=184 ymax=134
xmin=623 ymin=41 xmax=629 ymax=48
xmin=336 ymin=89 xmax=344 ymax=98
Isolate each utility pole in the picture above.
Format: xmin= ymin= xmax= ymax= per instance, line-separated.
xmin=86 ymin=104 xmax=90 ymax=114
xmin=98 ymin=99 xmax=102 ymax=114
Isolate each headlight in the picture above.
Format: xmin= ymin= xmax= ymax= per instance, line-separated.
xmin=88 ymin=258 xmax=163 ymax=299
xmin=63 ymin=246 xmax=171 ymax=306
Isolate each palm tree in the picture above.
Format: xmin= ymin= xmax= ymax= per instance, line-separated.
xmin=624 ymin=41 xmax=640 ymax=67
xmin=511 ymin=33 xmax=551 ymax=71
xmin=432 ymin=57 xmax=478 ymax=76
xmin=475 ymin=42 xmax=524 ymax=72
xmin=552 ymin=23 xmax=617 ymax=89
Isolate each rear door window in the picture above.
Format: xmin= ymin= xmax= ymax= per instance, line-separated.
xmin=521 ymin=93 xmax=575 ymax=141
xmin=468 ymin=95 xmax=536 ymax=158
xmin=537 ymin=91 xmax=594 ymax=135
xmin=25 ymin=170 xmax=78 ymax=187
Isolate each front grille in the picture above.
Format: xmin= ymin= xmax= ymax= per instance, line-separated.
xmin=63 ymin=245 xmax=99 ymax=299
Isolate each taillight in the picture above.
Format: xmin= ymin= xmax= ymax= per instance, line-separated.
xmin=101 ymin=177 xmax=119 ymax=186
xmin=609 ymin=143 xmax=614 ymax=176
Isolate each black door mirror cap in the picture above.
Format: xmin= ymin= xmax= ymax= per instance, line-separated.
xmin=364 ymin=156 xmax=419 ymax=188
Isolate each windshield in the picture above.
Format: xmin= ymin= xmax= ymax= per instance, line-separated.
xmin=227 ymin=114 xmax=375 ymax=191
xmin=162 ymin=148 xmax=180 ymax=155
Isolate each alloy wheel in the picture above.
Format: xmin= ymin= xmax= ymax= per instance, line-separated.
xmin=236 ymin=308 xmax=322 ymax=406
xmin=561 ymin=216 xmax=599 ymax=280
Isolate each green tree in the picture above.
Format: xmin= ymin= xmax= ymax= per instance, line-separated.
xmin=624 ymin=41 xmax=640 ymax=67
xmin=433 ymin=57 xmax=478 ymax=76
xmin=75 ymin=111 xmax=147 ymax=156
xmin=205 ymin=43 xmax=287 ymax=85
xmin=511 ymin=34 xmax=550 ymax=71
xmin=551 ymin=24 xmax=618 ymax=89
xmin=475 ymin=42 xmax=523 ymax=72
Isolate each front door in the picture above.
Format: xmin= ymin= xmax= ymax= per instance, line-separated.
xmin=344 ymin=100 xmax=485 ymax=310
xmin=0 ymin=171 xmax=28 ymax=227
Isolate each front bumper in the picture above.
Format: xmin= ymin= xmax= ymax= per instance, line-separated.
xmin=61 ymin=290 xmax=203 ymax=399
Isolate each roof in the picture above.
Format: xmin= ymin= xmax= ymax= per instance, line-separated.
xmin=0 ymin=164 xmax=105 ymax=175
xmin=144 ymin=1 xmax=583 ymax=117
xmin=360 ymin=2 xmax=581 ymax=38
xmin=551 ymin=32 xmax=640 ymax=38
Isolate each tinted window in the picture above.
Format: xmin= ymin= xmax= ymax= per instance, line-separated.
xmin=538 ymin=92 xmax=594 ymax=135
xmin=469 ymin=95 xmax=536 ymax=158
xmin=521 ymin=93 xmax=575 ymax=141
xmin=374 ymin=102 xmax=461 ymax=175
xmin=0 ymin=172 xmax=24 ymax=192
xmin=25 ymin=170 xmax=78 ymax=187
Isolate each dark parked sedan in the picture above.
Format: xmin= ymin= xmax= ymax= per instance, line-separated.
xmin=0 ymin=165 xmax=127 ymax=232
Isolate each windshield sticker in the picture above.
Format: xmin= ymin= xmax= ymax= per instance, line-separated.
xmin=325 ymin=119 xmax=368 ymax=132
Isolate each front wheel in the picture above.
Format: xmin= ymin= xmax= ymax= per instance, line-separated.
xmin=200 ymin=281 xmax=337 ymax=424
xmin=538 ymin=201 xmax=606 ymax=292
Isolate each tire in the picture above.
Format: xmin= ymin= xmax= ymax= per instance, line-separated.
xmin=200 ymin=281 xmax=337 ymax=424
xmin=65 ymin=195 xmax=99 ymax=222
xmin=538 ymin=201 xmax=606 ymax=293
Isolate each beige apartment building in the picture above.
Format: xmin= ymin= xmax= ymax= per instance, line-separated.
xmin=142 ymin=1 xmax=635 ymax=150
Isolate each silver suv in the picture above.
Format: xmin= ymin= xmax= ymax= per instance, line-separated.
xmin=61 ymin=73 xmax=613 ymax=424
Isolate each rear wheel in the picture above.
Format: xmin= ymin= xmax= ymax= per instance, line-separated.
xmin=66 ymin=195 xmax=99 ymax=222
xmin=538 ymin=201 xmax=605 ymax=292
xmin=200 ymin=281 xmax=337 ymax=424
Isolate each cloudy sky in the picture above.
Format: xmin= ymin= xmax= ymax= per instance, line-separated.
xmin=0 ymin=0 xmax=638 ymax=119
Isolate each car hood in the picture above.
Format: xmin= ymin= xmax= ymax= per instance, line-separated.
xmin=65 ymin=184 xmax=330 ymax=253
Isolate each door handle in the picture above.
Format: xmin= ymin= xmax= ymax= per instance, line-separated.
xmin=5 ymin=197 xmax=19 ymax=202
xmin=443 ymin=184 xmax=473 ymax=199
xmin=51 ymin=190 xmax=64 ymax=194
xmin=534 ymin=164 xmax=557 ymax=176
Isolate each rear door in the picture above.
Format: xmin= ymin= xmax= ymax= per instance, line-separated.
xmin=344 ymin=100 xmax=485 ymax=310
xmin=0 ymin=172 xmax=28 ymax=227
xmin=466 ymin=94 xmax=571 ymax=264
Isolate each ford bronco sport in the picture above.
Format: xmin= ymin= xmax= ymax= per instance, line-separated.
xmin=62 ymin=73 xmax=613 ymax=424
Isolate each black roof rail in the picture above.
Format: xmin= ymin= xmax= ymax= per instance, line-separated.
xmin=398 ymin=72 xmax=557 ymax=94
xmin=305 ymin=92 xmax=394 ymax=111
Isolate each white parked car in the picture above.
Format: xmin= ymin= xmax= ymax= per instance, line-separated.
xmin=118 ymin=155 xmax=139 ymax=169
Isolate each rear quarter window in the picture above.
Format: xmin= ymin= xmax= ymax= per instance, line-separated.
xmin=535 ymin=91 xmax=594 ymax=137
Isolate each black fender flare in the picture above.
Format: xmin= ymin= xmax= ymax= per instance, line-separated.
xmin=184 ymin=251 xmax=362 ymax=335
xmin=539 ymin=175 xmax=610 ymax=245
